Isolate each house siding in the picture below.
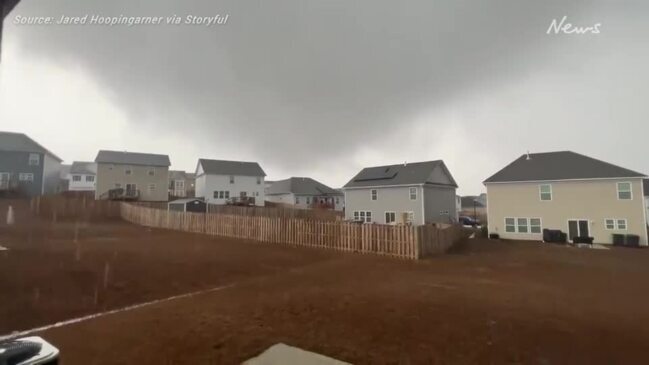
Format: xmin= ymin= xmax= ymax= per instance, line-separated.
xmin=422 ymin=185 xmax=457 ymax=224
xmin=0 ymin=151 xmax=45 ymax=196
xmin=95 ymin=163 xmax=169 ymax=201
xmin=486 ymin=178 xmax=648 ymax=246
xmin=197 ymin=174 xmax=265 ymax=206
xmin=344 ymin=186 xmax=424 ymax=225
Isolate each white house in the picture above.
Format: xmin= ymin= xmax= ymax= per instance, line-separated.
xmin=65 ymin=161 xmax=97 ymax=191
xmin=265 ymin=177 xmax=344 ymax=211
xmin=195 ymin=159 xmax=266 ymax=206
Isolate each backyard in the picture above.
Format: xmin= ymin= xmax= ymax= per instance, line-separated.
xmin=1 ymin=200 xmax=649 ymax=364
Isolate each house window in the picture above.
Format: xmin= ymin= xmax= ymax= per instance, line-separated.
xmin=86 ymin=175 xmax=95 ymax=182
xmin=539 ymin=184 xmax=552 ymax=201
xmin=530 ymin=218 xmax=542 ymax=233
xmin=371 ymin=189 xmax=377 ymax=201
xmin=72 ymin=175 xmax=82 ymax=182
xmin=405 ymin=211 xmax=414 ymax=224
xmin=295 ymin=197 xmax=300 ymax=204
xmin=505 ymin=218 xmax=516 ymax=233
xmin=605 ymin=219 xmax=615 ymax=230
xmin=255 ymin=191 xmax=259 ymax=197
xmin=229 ymin=175 xmax=235 ymax=184
xmin=617 ymin=182 xmax=632 ymax=200
xmin=385 ymin=211 xmax=396 ymax=224
xmin=225 ymin=191 xmax=230 ymax=199
xmin=175 ymin=180 xmax=184 ymax=189
xmin=148 ymin=183 xmax=156 ymax=192
xmin=335 ymin=197 xmax=339 ymax=204
xmin=306 ymin=197 xmax=311 ymax=204
xmin=616 ymin=219 xmax=627 ymax=230
xmin=353 ymin=211 xmax=372 ymax=223
xmin=214 ymin=191 xmax=219 ymax=198
xmin=605 ymin=218 xmax=628 ymax=230
xmin=409 ymin=187 xmax=417 ymax=200
xmin=19 ymin=173 xmax=34 ymax=182
xmin=256 ymin=176 xmax=261 ymax=185
xmin=517 ymin=218 xmax=529 ymax=233
xmin=148 ymin=168 xmax=155 ymax=176
xmin=125 ymin=167 xmax=132 ymax=175
xmin=28 ymin=153 xmax=40 ymax=166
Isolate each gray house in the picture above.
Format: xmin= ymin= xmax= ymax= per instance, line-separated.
xmin=0 ymin=131 xmax=63 ymax=197
xmin=265 ymin=177 xmax=344 ymax=211
xmin=342 ymin=160 xmax=458 ymax=225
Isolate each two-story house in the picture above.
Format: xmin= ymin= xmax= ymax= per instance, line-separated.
xmin=484 ymin=151 xmax=648 ymax=246
xmin=265 ymin=177 xmax=344 ymax=211
xmin=195 ymin=159 xmax=266 ymax=206
xmin=168 ymin=170 xmax=196 ymax=198
xmin=94 ymin=150 xmax=170 ymax=201
xmin=0 ymin=131 xmax=62 ymax=197
xmin=342 ymin=160 xmax=458 ymax=225
xmin=65 ymin=161 xmax=97 ymax=192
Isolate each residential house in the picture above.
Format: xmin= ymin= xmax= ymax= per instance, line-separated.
xmin=484 ymin=151 xmax=648 ymax=246
xmin=168 ymin=170 xmax=196 ymax=198
xmin=65 ymin=161 xmax=97 ymax=191
xmin=342 ymin=160 xmax=458 ymax=225
xmin=94 ymin=150 xmax=170 ymax=201
xmin=265 ymin=177 xmax=344 ymax=211
xmin=195 ymin=159 xmax=266 ymax=206
xmin=0 ymin=131 xmax=62 ymax=196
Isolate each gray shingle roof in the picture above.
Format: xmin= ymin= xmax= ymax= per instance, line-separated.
xmin=198 ymin=159 xmax=266 ymax=177
xmin=267 ymin=177 xmax=342 ymax=196
xmin=95 ymin=150 xmax=170 ymax=167
xmin=69 ymin=161 xmax=96 ymax=175
xmin=484 ymin=151 xmax=646 ymax=183
xmin=0 ymin=131 xmax=62 ymax=161
xmin=343 ymin=160 xmax=457 ymax=188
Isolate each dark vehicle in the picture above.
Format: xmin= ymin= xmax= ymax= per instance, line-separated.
xmin=0 ymin=336 xmax=59 ymax=364
xmin=459 ymin=216 xmax=480 ymax=227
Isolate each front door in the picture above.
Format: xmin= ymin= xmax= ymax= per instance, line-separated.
xmin=568 ymin=219 xmax=589 ymax=241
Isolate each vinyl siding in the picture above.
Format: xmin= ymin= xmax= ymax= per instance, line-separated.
xmin=95 ymin=163 xmax=169 ymax=201
xmin=344 ymin=186 xmax=424 ymax=225
xmin=0 ymin=151 xmax=44 ymax=196
xmin=422 ymin=185 xmax=457 ymax=224
xmin=486 ymin=178 xmax=647 ymax=246
xmin=196 ymin=174 xmax=265 ymax=206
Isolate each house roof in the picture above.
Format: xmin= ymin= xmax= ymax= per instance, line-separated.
xmin=69 ymin=161 xmax=96 ymax=175
xmin=644 ymin=179 xmax=649 ymax=197
xmin=484 ymin=151 xmax=646 ymax=183
xmin=0 ymin=131 xmax=63 ymax=161
xmin=461 ymin=196 xmax=486 ymax=209
xmin=95 ymin=150 xmax=171 ymax=167
xmin=343 ymin=160 xmax=457 ymax=188
xmin=198 ymin=159 xmax=266 ymax=177
xmin=267 ymin=177 xmax=342 ymax=196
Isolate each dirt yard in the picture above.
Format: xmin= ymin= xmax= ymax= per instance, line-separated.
xmin=1 ymin=200 xmax=649 ymax=364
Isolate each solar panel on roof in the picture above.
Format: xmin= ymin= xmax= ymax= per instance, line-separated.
xmin=354 ymin=167 xmax=398 ymax=182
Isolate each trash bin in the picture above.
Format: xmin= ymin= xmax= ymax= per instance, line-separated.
xmin=612 ymin=234 xmax=625 ymax=246
xmin=489 ymin=233 xmax=500 ymax=240
xmin=625 ymin=234 xmax=640 ymax=247
xmin=573 ymin=236 xmax=594 ymax=244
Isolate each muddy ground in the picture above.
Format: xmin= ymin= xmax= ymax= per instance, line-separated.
xmin=1 ymin=200 xmax=649 ymax=364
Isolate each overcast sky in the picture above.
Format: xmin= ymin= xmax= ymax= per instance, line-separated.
xmin=1 ymin=0 xmax=647 ymax=194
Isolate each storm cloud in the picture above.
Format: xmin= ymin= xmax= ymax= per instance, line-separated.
xmin=1 ymin=0 xmax=648 ymax=193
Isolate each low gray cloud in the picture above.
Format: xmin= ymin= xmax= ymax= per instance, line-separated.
xmin=4 ymin=0 xmax=649 ymax=192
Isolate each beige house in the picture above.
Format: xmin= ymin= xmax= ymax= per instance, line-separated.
xmin=94 ymin=150 xmax=171 ymax=201
xmin=485 ymin=151 xmax=648 ymax=246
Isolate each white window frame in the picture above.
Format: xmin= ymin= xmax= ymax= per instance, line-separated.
xmin=72 ymin=175 xmax=82 ymax=182
xmin=86 ymin=175 xmax=95 ymax=182
xmin=617 ymin=182 xmax=632 ymax=200
xmin=616 ymin=219 xmax=628 ymax=230
xmin=19 ymin=173 xmax=34 ymax=182
xmin=229 ymin=175 xmax=235 ymax=184
xmin=295 ymin=196 xmax=300 ymax=204
xmin=404 ymin=211 xmax=414 ymax=225
xmin=409 ymin=187 xmax=417 ymax=200
xmin=28 ymin=153 xmax=40 ymax=166
xmin=335 ymin=197 xmax=339 ymax=204
xmin=517 ymin=218 xmax=529 ymax=233
xmin=256 ymin=176 xmax=261 ymax=185
xmin=384 ymin=211 xmax=396 ymax=224
xmin=306 ymin=197 xmax=311 ymax=204
xmin=505 ymin=217 xmax=541 ymax=233
xmin=530 ymin=218 xmax=542 ymax=233
xmin=370 ymin=189 xmax=377 ymax=201
xmin=175 ymin=180 xmax=184 ymax=189
xmin=354 ymin=211 xmax=372 ymax=223
xmin=604 ymin=218 xmax=615 ymax=230
xmin=539 ymin=184 xmax=552 ymax=201
xmin=505 ymin=217 xmax=516 ymax=233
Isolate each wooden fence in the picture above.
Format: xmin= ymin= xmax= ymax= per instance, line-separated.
xmin=120 ymin=203 xmax=466 ymax=259
xmin=31 ymin=196 xmax=122 ymax=221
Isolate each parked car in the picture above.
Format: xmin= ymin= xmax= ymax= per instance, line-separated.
xmin=459 ymin=216 xmax=480 ymax=227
